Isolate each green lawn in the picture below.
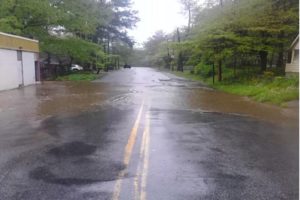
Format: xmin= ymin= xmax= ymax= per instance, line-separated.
xmin=56 ymin=72 xmax=98 ymax=81
xmin=172 ymin=71 xmax=299 ymax=106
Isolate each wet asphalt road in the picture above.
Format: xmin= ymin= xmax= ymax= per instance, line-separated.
xmin=0 ymin=67 xmax=298 ymax=200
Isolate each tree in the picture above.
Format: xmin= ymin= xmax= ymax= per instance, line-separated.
xmin=0 ymin=0 xmax=139 ymax=74
xmin=92 ymin=0 xmax=139 ymax=49
xmin=141 ymin=0 xmax=298 ymax=81
xmin=41 ymin=37 xmax=105 ymax=68
xmin=0 ymin=0 xmax=58 ymax=38
xmin=143 ymin=31 xmax=168 ymax=67
xmin=187 ymin=0 xmax=298 ymax=76
xmin=179 ymin=0 xmax=198 ymax=34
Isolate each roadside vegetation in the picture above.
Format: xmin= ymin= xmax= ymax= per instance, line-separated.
xmin=56 ymin=72 xmax=99 ymax=81
xmin=173 ymin=69 xmax=299 ymax=105
xmin=129 ymin=0 xmax=299 ymax=105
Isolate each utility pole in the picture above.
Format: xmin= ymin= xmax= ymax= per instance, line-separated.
xmin=166 ymin=38 xmax=171 ymax=69
xmin=212 ymin=62 xmax=215 ymax=84
xmin=177 ymin=28 xmax=184 ymax=72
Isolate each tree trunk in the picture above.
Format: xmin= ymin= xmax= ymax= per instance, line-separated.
xmin=54 ymin=65 xmax=57 ymax=78
xmin=233 ymin=55 xmax=237 ymax=77
xmin=276 ymin=31 xmax=285 ymax=71
xmin=269 ymin=53 xmax=274 ymax=68
xmin=276 ymin=51 xmax=285 ymax=75
xmin=69 ymin=57 xmax=74 ymax=75
xmin=69 ymin=57 xmax=73 ymax=68
xmin=47 ymin=53 xmax=51 ymax=66
xmin=259 ymin=51 xmax=268 ymax=72
xmin=58 ymin=60 xmax=64 ymax=75
xmin=276 ymin=51 xmax=284 ymax=68
xmin=212 ymin=62 xmax=215 ymax=84
xmin=187 ymin=8 xmax=191 ymax=34
xmin=107 ymin=33 xmax=110 ymax=55
xmin=176 ymin=28 xmax=181 ymax=43
xmin=218 ymin=60 xmax=222 ymax=82
xmin=177 ymin=52 xmax=184 ymax=72
xmin=176 ymin=28 xmax=183 ymax=72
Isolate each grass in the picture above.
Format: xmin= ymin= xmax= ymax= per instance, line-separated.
xmin=56 ymin=72 xmax=98 ymax=81
xmin=172 ymin=70 xmax=299 ymax=106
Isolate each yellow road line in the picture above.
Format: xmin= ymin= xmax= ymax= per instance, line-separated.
xmin=112 ymin=102 xmax=144 ymax=200
xmin=140 ymin=114 xmax=150 ymax=200
xmin=134 ymin=111 xmax=151 ymax=200
xmin=134 ymin=124 xmax=146 ymax=200
xmin=134 ymin=113 xmax=148 ymax=200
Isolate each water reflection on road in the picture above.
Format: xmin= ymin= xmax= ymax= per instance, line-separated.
xmin=179 ymin=87 xmax=298 ymax=127
xmin=0 ymin=67 xmax=298 ymax=200
xmin=0 ymin=71 xmax=298 ymax=128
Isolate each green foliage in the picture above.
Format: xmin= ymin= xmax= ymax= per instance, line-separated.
xmin=140 ymin=0 xmax=299 ymax=105
xmin=96 ymin=63 xmax=105 ymax=69
xmin=214 ymin=77 xmax=299 ymax=105
xmin=0 ymin=0 xmax=57 ymax=37
xmin=142 ymin=31 xmax=168 ymax=66
xmin=0 ymin=0 xmax=138 ymax=69
xmin=54 ymin=0 xmax=107 ymax=35
xmin=271 ymin=76 xmax=299 ymax=88
xmin=174 ymin=70 xmax=299 ymax=105
xmin=194 ymin=62 xmax=212 ymax=78
xmin=56 ymin=72 xmax=98 ymax=81
xmin=262 ymin=71 xmax=275 ymax=79
xmin=142 ymin=0 xmax=298 ymax=78
xmin=112 ymin=43 xmax=133 ymax=63
xmin=0 ymin=16 xmax=22 ymax=35
xmin=128 ymin=48 xmax=148 ymax=66
xmin=41 ymin=36 xmax=105 ymax=64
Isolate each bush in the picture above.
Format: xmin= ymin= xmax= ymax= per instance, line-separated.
xmin=194 ymin=62 xmax=212 ymax=78
xmin=263 ymin=71 xmax=275 ymax=79
xmin=56 ymin=72 xmax=98 ymax=81
xmin=270 ymin=75 xmax=299 ymax=87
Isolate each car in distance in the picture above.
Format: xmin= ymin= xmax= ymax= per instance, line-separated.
xmin=71 ymin=64 xmax=84 ymax=71
xmin=123 ymin=64 xmax=131 ymax=69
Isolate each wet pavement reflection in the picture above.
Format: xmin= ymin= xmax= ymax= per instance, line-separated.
xmin=0 ymin=67 xmax=298 ymax=200
xmin=0 ymin=69 xmax=297 ymax=127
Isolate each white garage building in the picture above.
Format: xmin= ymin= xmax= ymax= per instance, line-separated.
xmin=0 ymin=32 xmax=40 ymax=91
xmin=286 ymin=35 xmax=299 ymax=75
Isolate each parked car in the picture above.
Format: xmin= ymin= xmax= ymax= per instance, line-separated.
xmin=71 ymin=64 xmax=84 ymax=71
xmin=123 ymin=64 xmax=131 ymax=69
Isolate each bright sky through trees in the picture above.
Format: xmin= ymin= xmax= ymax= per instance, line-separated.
xmin=129 ymin=0 xmax=188 ymax=46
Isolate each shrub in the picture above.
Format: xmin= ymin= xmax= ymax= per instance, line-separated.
xmin=263 ymin=71 xmax=275 ymax=79
xmin=56 ymin=72 xmax=98 ymax=81
xmin=194 ymin=62 xmax=212 ymax=78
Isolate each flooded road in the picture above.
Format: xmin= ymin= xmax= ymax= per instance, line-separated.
xmin=0 ymin=67 xmax=298 ymax=199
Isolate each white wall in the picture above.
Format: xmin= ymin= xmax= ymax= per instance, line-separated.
xmin=22 ymin=52 xmax=36 ymax=86
xmin=0 ymin=49 xmax=21 ymax=90
xmin=0 ymin=49 xmax=36 ymax=91
xmin=295 ymin=40 xmax=299 ymax=50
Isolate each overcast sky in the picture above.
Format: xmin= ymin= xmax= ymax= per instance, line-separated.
xmin=128 ymin=0 xmax=188 ymax=46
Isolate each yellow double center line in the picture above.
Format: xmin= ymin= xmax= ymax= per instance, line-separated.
xmin=134 ymin=110 xmax=151 ymax=200
xmin=112 ymin=101 xmax=151 ymax=200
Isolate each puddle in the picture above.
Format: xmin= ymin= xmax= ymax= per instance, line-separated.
xmin=182 ymin=89 xmax=298 ymax=127
xmin=0 ymin=82 xmax=110 ymax=121
xmin=0 ymin=71 xmax=298 ymax=129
